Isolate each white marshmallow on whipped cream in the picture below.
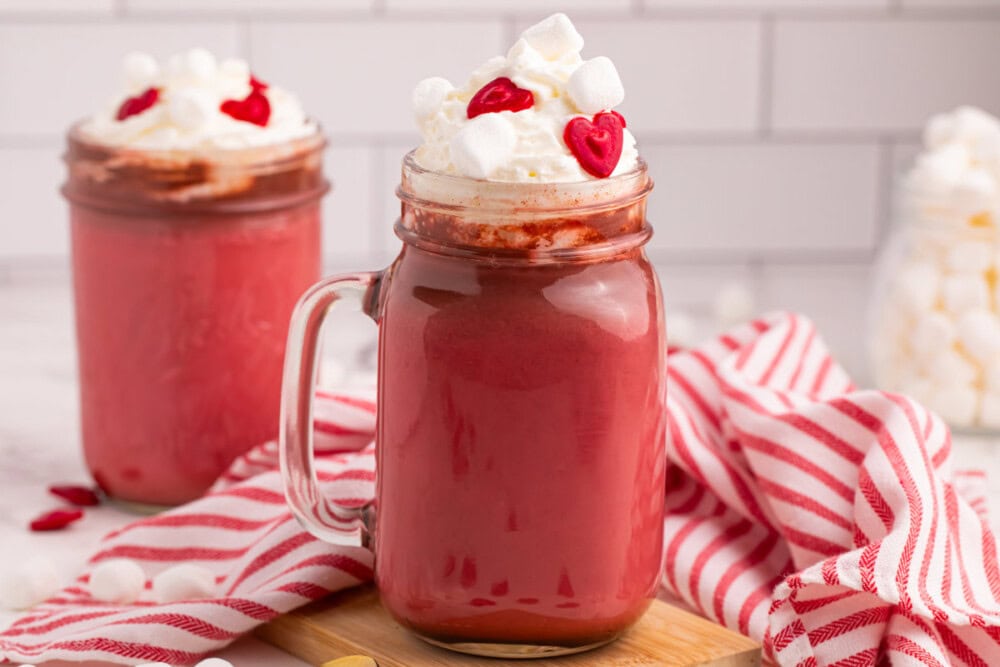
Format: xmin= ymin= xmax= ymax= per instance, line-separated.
xmin=411 ymin=13 xmax=639 ymax=182
xmin=873 ymin=106 xmax=1000 ymax=429
xmin=79 ymin=48 xmax=316 ymax=151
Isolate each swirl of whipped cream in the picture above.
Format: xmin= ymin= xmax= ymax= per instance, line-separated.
xmin=79 ymin=48 xmax=317 ymax=151
xmin=412 ymin=13 xmax=638 ymax=183
xmin=903 ymin=106 xmax=1000 ymax=225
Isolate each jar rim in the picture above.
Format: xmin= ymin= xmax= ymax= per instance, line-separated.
xmin=63 ymin=121 xmax=329 ymax=215
xmin=396 ymin=150 xmax=652 ymax=217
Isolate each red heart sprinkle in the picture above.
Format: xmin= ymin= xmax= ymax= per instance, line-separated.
xmin=563 ymin=111 xmax=626 ymax=179
xmin=30 ymin=508 xmax=84 ymax=532
xmin=249 ymin=74 xmax=268 ymax=91
xmin=467 ymin=77 xmax=534 ymax=119
xmin=220 ymin=88 xmax=271 ymax=127
xmin=116 ymin=87 xmax=160 ymax=121
xmin=49 ymin=484 xmax=101 ymax=507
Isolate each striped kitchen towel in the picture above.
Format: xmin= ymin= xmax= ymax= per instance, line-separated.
xmin=2 ymin=312 xmax=998 ymax=665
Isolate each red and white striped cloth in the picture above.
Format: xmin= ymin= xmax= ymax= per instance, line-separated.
xmin=2 ymin=312 xmax=999 ymax=665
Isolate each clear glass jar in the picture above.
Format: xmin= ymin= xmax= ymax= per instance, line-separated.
xmin=870 ymin=182 xmax=1000 ymax=432
xmin=281 ymin=152 xmax=666 ymax=657
xmin=63 ymin=125 xmax=328 ymax=507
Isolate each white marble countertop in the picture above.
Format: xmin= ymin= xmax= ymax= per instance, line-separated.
xmin=3 ymin=280 xmax=1000 ymax=666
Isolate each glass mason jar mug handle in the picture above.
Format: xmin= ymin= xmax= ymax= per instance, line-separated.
xmin=279 ymin=271 xmax=384 ymax=548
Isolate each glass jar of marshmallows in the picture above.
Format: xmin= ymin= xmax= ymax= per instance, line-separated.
xmin=871 ymin=106 xmax=1000 ymax=431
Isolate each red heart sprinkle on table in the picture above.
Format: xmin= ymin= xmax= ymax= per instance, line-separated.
xmin=563 ymin=111 xmax=626 ymax=178
xmin=30 ymin=508 xmax=84 ymax=532
xmin=49 ymin=484 xmax=101 ymax=507
xmin=249 ymin=75 xmax=268 ymax=91
xmin=116 ymin=87 xmax=160 ymax=121
xmin=467 ymin=77 xmax=534 ymax=119
xmin=220 ymin=88 xmax=271 ymax=127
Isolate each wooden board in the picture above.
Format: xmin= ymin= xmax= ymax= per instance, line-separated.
xmin=256 ymin=585 xmax=761 ymax=666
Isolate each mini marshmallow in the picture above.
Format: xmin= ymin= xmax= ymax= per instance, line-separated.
xmin=506 ymin=38 xmax=546 ymax=74
xmin=667 ymin=310 xmax=698 ymax=349
xmin=941 ymin=273 xmax=989 ymax=315
xmin=927 ymin=383 xmax=979 ymax=428
xmin=412 ymin=77 xmax=454 ymax=120
xmin=122 ymin=52 xmax=159 ymax=91
xmin=218 ymin=57 xmax=250 ymax=81
xmin=0 ymin=558 xmax=60 ymax=610
xmin=168 ymin=89 xmax=215 ymax=131
xmin=567 ymin=57 xmax=625 ymax=115
xmin=519 ymin=13 xmax=583 ymax=60
xmin=713 ymin=282 xmax=755 ymax=329
xmin=152 ymin=563 xmax=216 ymax=604
xmin=449 ymin=113 xmax=517 ymax=180
xmin=892 ymin=261 xmax=940 ymax=314
xmin=953 ymin=106 xmax=1000 ymax=144
xmin=90 ymin=558 xmax=146 ymax=604
xmin=917 ymin=143 xmax=970 ymax=192
xmin=945 ymin=240 xmax=993 ymax=273
xmin=953 ymin=168 xmax=998 ymax=216
xmin=926 ymin=347 xmax=978 ymax=386
xmin=183 ymin=47 xmax=217 ymax=82
xmin=910 ymin=312 xmax=956 ymax=357
xmin=985 ymin=359 xmax=1000 ymax=390
xmin=957 ymin=308 xmax=1000 ymax=362
xmin=194 ymin=659 xmax=233 ymax=667
xmin=980 ymin=392 xmax=1000 ymax=429
xmin=973 ymin=131 xmax=1000 ymax=168
xmin=923 ymin=112 xmax=955 ymax=150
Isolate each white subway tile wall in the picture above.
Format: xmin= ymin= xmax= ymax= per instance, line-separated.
xmin=1 ymin=0 xmax=997 ymax=378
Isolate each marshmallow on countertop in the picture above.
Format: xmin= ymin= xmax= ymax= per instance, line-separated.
xmin=152 ymin=563 xmax=216 ymax=604
xmin=667 ymin=310 xmax=699 ymax=349
xmin=195 ymin=659 xmax=234 ymax=667
xmin=0 ymin=558 xmax=61 ymax=610
xmin=89 ymin=558 xmax=147 ymax=604
xmin=713 ymin=282 xmax=756 ymax=330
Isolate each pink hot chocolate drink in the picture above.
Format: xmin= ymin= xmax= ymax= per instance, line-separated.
xmin=64 ymin=49 xmax=327 ymax=506
xmin=281 ymin=14 xmax=667 ymax=658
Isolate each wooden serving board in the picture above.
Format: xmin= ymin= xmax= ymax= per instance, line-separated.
xmin=256 ymin=585 xmax=761 ymax=666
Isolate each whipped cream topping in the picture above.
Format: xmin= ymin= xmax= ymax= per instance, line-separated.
xmin=903 ymin=106 xmax=1000 ymax=225
xmin=79 ymin=48 xmax=317 ymax=151
xmin=411 ymin=13 xmax=639 ymax=183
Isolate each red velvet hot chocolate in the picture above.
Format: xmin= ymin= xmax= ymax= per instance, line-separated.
xmin=65 ymin=49 xmax=327 ymax=507
xmin=281 ymin=13 xmax=665 ymax=658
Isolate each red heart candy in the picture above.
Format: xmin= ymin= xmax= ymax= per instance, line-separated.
xmin=563 ymin=111 xmax=626 ymax=178
xmin=249 ymin=74 xmax=268 ymax=91
xmin=220 ymin=88 xmax=271 ymax=127
xmin=30 ymin=508 xmax=84 ymax=532
xmin=116 ymin=87 xmax=160 ymax=121
xmin=467 ymin=77 xmax=534 ymax=119
xmin=49 ymin=484 xmax=101 ymax=507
